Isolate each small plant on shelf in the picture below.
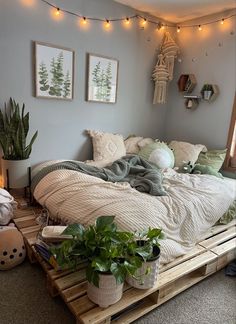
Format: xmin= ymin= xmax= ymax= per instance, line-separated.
xmin=201 ymin=84 xmax=213 ymax=100
xmin=51 ymin=216 xmax=163 ymax=307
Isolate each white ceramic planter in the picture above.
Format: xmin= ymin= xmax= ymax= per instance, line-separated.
xmin=1 ymin=158 xmax=30 ymax=189
xmin=203 ymin=90 xmax=212 ymax=100
xmin=126 ymin=246 xmax=160 ymax=289
xmin=87 ymin=273 xmax=123 ymax=308
xmin=126 ymin=257 xmax=160 ymax=289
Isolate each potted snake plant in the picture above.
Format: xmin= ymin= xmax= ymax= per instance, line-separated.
xmin=0 ymin=98 xmax=38 ymax=188
xmin=51 ymin=216 xmax=162 ymax=308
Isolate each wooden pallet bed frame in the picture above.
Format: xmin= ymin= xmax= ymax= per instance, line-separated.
xmin=13 ymin=199 xmax=236 ymax=324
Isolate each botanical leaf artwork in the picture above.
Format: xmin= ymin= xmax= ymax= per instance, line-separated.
xmin=88 ymin=55 xmax=118 ymax=103
xmin=35 ymin=43 xmax=74 ymax=99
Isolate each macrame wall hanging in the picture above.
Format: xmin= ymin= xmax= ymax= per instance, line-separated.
xmin=152 ymin=54 xmax=169 ymax=104
xmin=152 ymin=32 xmax=179 ymax=104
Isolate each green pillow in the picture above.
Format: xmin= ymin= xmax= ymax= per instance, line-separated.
xmin=192 ymin=164 xmax=223 ymax=178
xmin=197 ymin=149 xmax=227 ymax=171
xmin=139 ymin=142 xmax=175 ymax=169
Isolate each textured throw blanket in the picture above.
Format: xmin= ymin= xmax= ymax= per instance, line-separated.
xmin=31 ymin=155 xmax=166 ymax=196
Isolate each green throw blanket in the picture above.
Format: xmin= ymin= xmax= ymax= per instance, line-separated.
xmin=31 ymin=155 xmax=166 ymax=196
xmin=216 ymin=200 xmax=236 ymax=225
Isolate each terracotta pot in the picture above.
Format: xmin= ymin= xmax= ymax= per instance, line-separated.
xmin=87 ymin=273 xmax=123 ymax=308
xmin=126 ymin=245 xmax=160 ymax=289
xmin=1 ymin=158 xmax=30 ymax=189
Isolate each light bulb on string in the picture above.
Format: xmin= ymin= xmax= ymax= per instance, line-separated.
xmin=221 ymin=18 xmax=225 ymax=25
xmin=177 ymin=26 xmax=181 ymax=33
xmin=105 ymin=19 xmax=110 ymax=28
xmin=142 ymin=18 xmax=147 ymax=26
xmin=198 ymin=25 xmax=202 ymax=31
xmin=82 ymin=17 xmax=87 ymax=25
xmin=55 ymin=7 xmax=60 ymax=16
xmin=161 ymin=24 xmax=165 ymax=30
xmin=125 ymin=17 xmax=130 ymax=25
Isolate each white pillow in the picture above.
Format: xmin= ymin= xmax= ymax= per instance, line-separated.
xmin=87 ymin=130 xmax=126 ymax=165
xmin=168 ymin=140 xmax=207 ymax=167
xmin=124 ymin=136 xmax=143 ymax=154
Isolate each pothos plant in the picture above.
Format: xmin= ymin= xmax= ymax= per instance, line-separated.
xmin=51 ymin=216 xmax=163 ymax=287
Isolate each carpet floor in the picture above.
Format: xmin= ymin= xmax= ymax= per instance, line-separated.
xmin=0 ymin=260 xmax=235 ymax=324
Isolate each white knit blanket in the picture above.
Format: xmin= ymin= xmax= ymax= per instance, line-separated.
xmin=34 ymin=169 xmax=236 ymax=264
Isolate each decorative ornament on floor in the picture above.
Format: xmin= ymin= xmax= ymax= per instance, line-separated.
xmin=0 ymin=225 xmax=26 ymax=270
xmin=152 ymin=32 xmax=179 ymax=104
xmin=152 ymin=54 xmax=169 ymax=104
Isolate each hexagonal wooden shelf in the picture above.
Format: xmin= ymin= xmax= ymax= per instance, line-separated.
xmin=178 ymin=74 xmax=197 ymax=93
xmin=200 ymin=84 xmax=219 ymax=102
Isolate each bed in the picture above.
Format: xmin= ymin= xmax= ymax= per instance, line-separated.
xmin=32 ymin=157 xmax=236 ymax=265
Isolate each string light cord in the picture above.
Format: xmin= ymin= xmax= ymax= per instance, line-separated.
xmin=178 ymin=13 xmax=236 ymax=28
xmin=40 ymin=0 xmax=236 ymax=28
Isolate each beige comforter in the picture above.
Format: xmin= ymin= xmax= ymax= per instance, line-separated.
xmin=34 ymin=168 xmax=236 ymax=264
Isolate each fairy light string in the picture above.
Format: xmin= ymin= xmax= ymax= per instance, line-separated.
xmin=40 ymin=0 xmax=236 ymax=30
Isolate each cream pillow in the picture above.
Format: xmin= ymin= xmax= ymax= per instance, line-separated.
xmin=168 ymin=140 xmax=207 ymax=167
xmin=87 ymin=130 xmax=126 ymax=164
xmin=138 ymin=138 xmax=155 ymax=149
xmin=124 ymin=136 xmax=143 ymax=154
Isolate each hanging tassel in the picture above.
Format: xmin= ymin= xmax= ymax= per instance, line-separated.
xmin=152 ymin=54 xmax=169 ymax=104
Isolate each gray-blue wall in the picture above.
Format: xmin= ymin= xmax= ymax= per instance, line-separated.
xmin=163 ymin=10 xmax=236 ymax=150
xmin=0 ymin=0 xmax=168 ymax=165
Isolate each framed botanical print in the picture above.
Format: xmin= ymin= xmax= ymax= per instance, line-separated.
xmin=35 ymin=41 xmax=74 ymax=100
xmin=87 ymin=53 xmax=119 ymax=103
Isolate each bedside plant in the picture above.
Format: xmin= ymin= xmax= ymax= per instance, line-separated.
xmin=126 ymin=228 xmax=164 ymax=289
xmin=51 ymin=216 xmax=163 ymax=307
xmin=0 ymin=98 xmax=38 ymax=188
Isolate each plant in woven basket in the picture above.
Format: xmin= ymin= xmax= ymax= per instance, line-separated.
xmin=0 ymin=98 xmax=38 ymax=160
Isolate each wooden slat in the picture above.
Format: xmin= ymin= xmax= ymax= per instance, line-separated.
xmin=62 ymin=282 xmax=87 ymax=302
xmin=157 ymin=251 xmax=217 ymax=288
xmin=13 ymin=209 xmax=36 ymax=219
xmin=211 ymin=238 xmax=236 ymax=256
xmin=198 ymin=220 xmax=236 ymax=241
xmin=21 ymin=225 xmax=41 ymax=235
xmin=14 ymin=215 xmax=38 ymax=229
xmin=69 ymin=295 xmax=96 ymax=316
xmin=55 ymin=269 xmax=86 ymax=290
xmin=160 ymin=245 xmax=205 ymax=273
xmin=23 ymin=230 xmax=39 ymax=241
xmin=199 ymin=227 xmax=236 ymax=249
xmin=48 ymin=268 xmax=74 ymax=281
xmin=112 ymin=297 xmax=156 ymax=323
xmin=157 ymin=269 xmax=214 ymax=306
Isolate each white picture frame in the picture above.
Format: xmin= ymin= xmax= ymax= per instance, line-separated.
xmin=87 ymin=53 xmax=119 ymax=103
xmin=35 ymin=41 xmax=74 ymax=100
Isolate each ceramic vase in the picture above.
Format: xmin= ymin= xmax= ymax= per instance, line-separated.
xmin=1 ymin=158 xmax=30 ymax=189
xmin=87 ymin=273 xmax=123 ymax=308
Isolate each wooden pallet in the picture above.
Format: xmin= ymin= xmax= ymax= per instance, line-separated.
xmin=13 ymin=205 xmax=236 ymax=324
